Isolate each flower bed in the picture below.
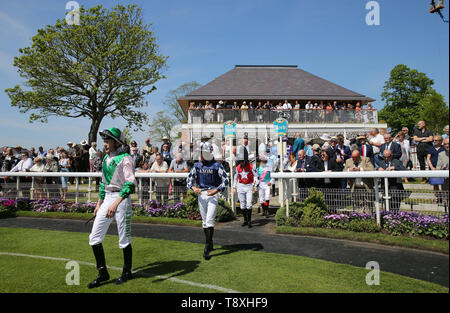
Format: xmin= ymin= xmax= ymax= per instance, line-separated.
xmin=0 ymin=195 xmax=235 ymax=223
xmin=323 ymin=211 xmax=449 ymax=239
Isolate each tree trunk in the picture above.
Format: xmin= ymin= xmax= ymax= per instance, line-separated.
xmin=88 ymin=117 xmax=103 ymax=145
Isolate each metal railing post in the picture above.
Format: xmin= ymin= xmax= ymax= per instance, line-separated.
xmin=75 ymin=177 xmax=79 ymax=203
xmin=88 ymin=177 xmax=92 ymax=203
xmin=374 ymin=178 xmax=381 ymax=226
xmin=149 ymin=178 xmax=153 ymax=201
xmin=292 ymin=178 xmax=298 ymax=202
xmin=16 ymin=177 xmax=19 ymax=200
xmin=384 ymin=177 xmax=390 ymax=211
xmin=30 ymin=176 xmax=35 ymax=200
xmin=139 ymin=177 xmax=142 ymax=205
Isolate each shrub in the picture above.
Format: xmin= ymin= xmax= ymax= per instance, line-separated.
xmin=299 ymin=188 xmax=328 ymax=227
xmin=0 ymin=199 xmax=17 ymax=218
xmin=300 ymin=203 xmax=326 ymax=227
xmin=275 ymin=207 xmax=287 ymax=226
xmin=182 ymin=190 xmax=235 ymax=222
xmin=346 ymin=219 xmax=381 ymax=233
xmin=216 ymin=198 xmax=235 ymax=222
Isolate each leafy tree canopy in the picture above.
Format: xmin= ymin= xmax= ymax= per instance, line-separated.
xmin=5 ymin=4 xmax=168 ymax=143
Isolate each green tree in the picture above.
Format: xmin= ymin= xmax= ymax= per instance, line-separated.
xmin=417 ymin=89 xmax=449 ymax=134
xmin=379 ymin=64 xmax=434 ymax=134
xmin=5 ymin=4 xmax=167 ymax=143
xmin=148 ymin=111 xmax=178 ymax=143
xmin=163 ymin=81 xmax=201 ymax=123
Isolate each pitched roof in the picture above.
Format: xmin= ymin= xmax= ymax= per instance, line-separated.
xmin=179 ymin=65 xmax=375 ymax=102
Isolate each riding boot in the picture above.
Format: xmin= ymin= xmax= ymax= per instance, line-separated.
xmin=87 ymin=244 xmax=110 ymax=289
xmin=241 ymin=210 xmax=248 ymax=226
xmin=247 ymin=210 xmax=253 ymax=228
xmin=208 ymin=227 xmax=214 ymax=252
xmin=203 ymin=228 xmax=211 ymax=260
xmin=116 ymin=244 xmax=133 ymax=285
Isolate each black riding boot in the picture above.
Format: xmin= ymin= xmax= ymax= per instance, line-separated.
xmin=247 ymin=210 xmax=252 ymax=228
xmin=208 ymin=227 xmax=214 ymax=252
xmin=241 ymin=210 xmax=248 ymax=226
xmin=116 ymin=244 xmax=133 ymax=285
xmin=203 ymin=228 xmax=211 ymax=260
xmin=264 ymin=204 xmax=270 ymax=218
xmin=87 ymin=244 xmax=110 ymax=289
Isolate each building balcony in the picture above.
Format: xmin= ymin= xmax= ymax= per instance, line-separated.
xmin=187 ymin=109 xmax=378 ymax=125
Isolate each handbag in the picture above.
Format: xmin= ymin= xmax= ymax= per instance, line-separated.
xmin=429 ymin=177 xmax=445 ymax=185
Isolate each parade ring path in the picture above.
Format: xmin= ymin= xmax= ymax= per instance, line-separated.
xmin=0 ymin=216 xmax=448 ymax=288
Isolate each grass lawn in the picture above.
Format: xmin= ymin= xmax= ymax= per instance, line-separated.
xmin=276 ymin=226 xmax=449 ymax=254
xmin=15 ymin=211 xmax=202 ymax=227
xmin=0 ymin=227 xmax=447 ymax=293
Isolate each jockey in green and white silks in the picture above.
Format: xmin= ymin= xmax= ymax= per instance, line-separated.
xmin=88 ymin=127 xmax=137 ymax=288
xmin=256 ymin=155 xmax=275 ymax=218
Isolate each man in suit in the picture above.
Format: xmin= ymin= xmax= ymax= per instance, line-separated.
xmin=377 ymin=149 xmax=407 ymax=212
xmin=344 ymin=150 xmax=375 ymax=189
xmin=379 ymin=133 xmax=402 ymax=161
xmin=344 ymin=150 xmax=375 ymax=213
xmin=295 ymin=149 xmax=316 ymax=188
xmin=356 ymin=134 xmax=375 ymax=166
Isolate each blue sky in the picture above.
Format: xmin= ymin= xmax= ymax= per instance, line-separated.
xmin=0 ymin=0 xmax=448 ymax=149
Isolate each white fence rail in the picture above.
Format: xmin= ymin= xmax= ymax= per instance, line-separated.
xmin=1 ymin=171 xmax=448 ymax=225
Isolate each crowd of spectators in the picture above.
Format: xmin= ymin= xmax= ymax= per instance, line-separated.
xmin=0 ymin=121 xmax=448 ymax=206
xmin=188 ymin=100 xmax=378 ymax=124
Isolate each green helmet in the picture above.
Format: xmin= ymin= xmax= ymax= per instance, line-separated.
xmin=99 ymin=127 xmax=125 ymax=145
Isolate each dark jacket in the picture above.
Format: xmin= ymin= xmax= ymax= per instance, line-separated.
xmin=380 ymin=141 xmax=402 ymax=160
xmin=358 ymin=143 xmax=375 ymax=166
xmin=376 ymin=158 xmax=406 ymax=190
xmin=316 ymin=158 xmax=342 ymax=188
xmin=295 ymin=155 xmax=316 ymax=188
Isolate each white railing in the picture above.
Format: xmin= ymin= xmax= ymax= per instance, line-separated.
xmin=272 ymin=170 xmax=449 ymax=225
xmin=1 ymin=170 xmax=448 ymax=225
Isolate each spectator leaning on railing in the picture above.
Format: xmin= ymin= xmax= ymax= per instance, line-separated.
xmin=344 ymin=150 xmax=375 ymax=189
xmin=377 ymin=149 xmax=407 ymax=212
xmin=150 ymin=154 xmax=169 ymax=203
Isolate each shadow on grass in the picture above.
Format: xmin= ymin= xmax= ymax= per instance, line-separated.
xmin=132 ymin=260 xmax=201 ymax=283
xmin=210 ymin=243 xmax=264 ymax=259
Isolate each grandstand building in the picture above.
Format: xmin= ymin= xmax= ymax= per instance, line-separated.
xmin=178 ymin=65 xmax=387 ymax=147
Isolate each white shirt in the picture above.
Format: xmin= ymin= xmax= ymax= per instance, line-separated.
xmin=282 ymin=102 xmax=292 ymax=110
xmin=89 ymin=147 xmax=97 ymax=160
xmin=10 ymin=158 xmax=33 ymax=172
xmin=369 ymin=134 xmax=385 ymax=154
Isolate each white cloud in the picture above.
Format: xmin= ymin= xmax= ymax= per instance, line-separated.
xmin=0 ymin=9 xmax=33 ymax=39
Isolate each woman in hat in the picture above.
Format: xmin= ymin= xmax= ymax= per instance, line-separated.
xmin=87 ymin=127 xmax=137 ymax=288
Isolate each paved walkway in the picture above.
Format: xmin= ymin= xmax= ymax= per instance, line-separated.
xmin=0 ymin=216 xmax=448 ymax=288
